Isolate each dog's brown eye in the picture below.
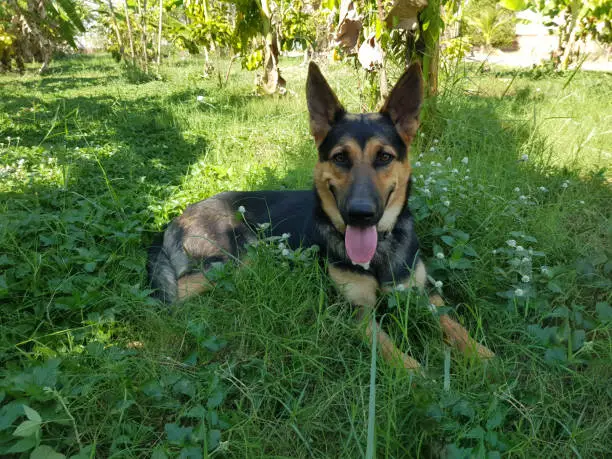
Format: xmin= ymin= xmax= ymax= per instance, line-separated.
xmin=375 ymin=151 xmax=394 ymax=166
xmin=331 ymin=151 xmax=349 ymax=166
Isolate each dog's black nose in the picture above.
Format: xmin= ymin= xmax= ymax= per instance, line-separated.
xmin=347 ymin=199 xmax=376 ymax=224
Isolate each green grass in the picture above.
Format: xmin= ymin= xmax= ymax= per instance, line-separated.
xmin=0 ymin=54 xmax=610 ymax=457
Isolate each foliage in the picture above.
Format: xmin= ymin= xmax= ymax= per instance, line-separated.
xmin=0 ymin=54 xmax=611 ymax=457
xmin=463 ymin=0 xmax=517 ymax=49
xmin=532 ymin=0 xmax=612 ymax=68
xmin=0 ymin=0 xmax=87 ymax=73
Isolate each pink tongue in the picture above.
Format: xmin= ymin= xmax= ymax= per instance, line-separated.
xmin=345 ymin=225 xmax=378 ymax=264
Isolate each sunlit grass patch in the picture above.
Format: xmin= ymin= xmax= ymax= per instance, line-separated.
xmin=0 ymin=54 xmax=610 ymax=457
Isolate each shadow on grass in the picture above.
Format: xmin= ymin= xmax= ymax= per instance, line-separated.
xmin=0 ymin=54 xmax=610 ymax=458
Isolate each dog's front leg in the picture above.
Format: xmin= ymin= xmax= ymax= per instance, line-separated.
xmin=385 ymin=260 xmax=494 ymax=360
xmin=429 ymin=294 xmax=494 ymax=360
xmin=328 ymin=266 xmax=421 ymax=370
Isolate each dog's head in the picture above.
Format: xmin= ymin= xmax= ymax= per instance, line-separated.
xmin=306 ymin=62 xmax=423 ymax=265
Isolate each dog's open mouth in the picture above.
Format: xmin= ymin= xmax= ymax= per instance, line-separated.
xmin=345 ymin=225 xmax=378 ymax=265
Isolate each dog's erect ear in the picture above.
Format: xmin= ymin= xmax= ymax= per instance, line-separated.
xmin=380 ymin=63 xmax=423 ymax=144
xmin=306 ymin=62 xmax=345 ymax=146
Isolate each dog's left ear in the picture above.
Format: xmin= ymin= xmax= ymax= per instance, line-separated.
xmin=380 ymin=63 xmax=423 ymax=144
xmin=306 ymin=62 xmax=345 ymax=146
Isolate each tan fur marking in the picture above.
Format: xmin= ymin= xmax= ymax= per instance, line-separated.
xmin=177 ymin=273 xmax=212 ymax=301
xmin=363 ymin=137 xmax=397 ymax=163
xmin=328 ymin=265 xmax=378 ymax=306
xmin=377 ymin=158 xmax=411 ymax=232
xmin=365 ymin=319 xmax=421 ymax=370
xmin=314 ymin=162 xmax=347 ymax=232
xmin=429 ymin=294 xmax=495 ymax=359
xmin=328 ymin=266 xmax=421 ymax=370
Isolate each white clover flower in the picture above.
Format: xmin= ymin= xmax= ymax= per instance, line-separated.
xmin=436 ymin=252 xmax=445 ymax=259
xmin=436 ymin=162 xmax=442 ymax=167
xmin=420 ymin=132 xmax=425 ymax=137
xmin=443 ymin=200 xmax=450 ymax=207
xmin=451 ymin=168 xmax=459 ymax=174
xmin=516 ymin=245 xmax=525 ymax=252
xmin=514 ymin=288 xmax=524 ymax=297
xmin=282 ymin=232 xmax=290 ymax=239
xmin=395 ymin=284 xmax=406 ymax=292
xmin=464 ymin=176 xmax=470 ymax=180
xmin=415 ymin=161 xmax=421 ymax=167
xmin=579 ymin=200 xmax=585 ymax=204
xmin=442 ymin=187 xmax=448 ymax=192
xmin=520 ymin=154 xmax=529 ymax=162
xmin=419 ymin=153 xmax=424 ymax=159
xmin=418 ymin=174 xmax=424 ymax=179
xmin=540 ymin=266 xmax=549 ymax=275
xmin=561 ymin=181 xmax=569 ymax=188
xmin=521 ymin=275 xmax=530 ymax=283
xmin=446 ymin=156 xmax=452 ymax=162
xmin=514 ymin=187 xmax=520 ymax=193
xmin=430 ymin=147 xmax=436 ymax=152
xmin=521 ymin=257 xmax=531 ymax=264
xmin=461 ymin=157 xmax=469 ymax=165
xmin=278 ymin=243 xmax=286 ymax=250
xmin=536 ymin=88 xmax=541 ymax=92
xmin=258 ymin=222 xmax=270 ymax=230
xmin=492 ymin=249 xmax=498 ymax=255
xmin=282 ymin=248 xmax=291 ymax=256
xmin=538 ymin=186 xmax=548 ymax=192
xmin=434 ymin=280 xmax=443 ymax=289
xmin=17 ymin=159 xmax=25 ymax=167
xmin=423 ymin=188 xmax=431 ymax=196
xmin=238 ymin=206 xmax=246 ymax=214
xmin=506 ymin=239 xmax=517 ymax=247
xmin=519 ymin=195 xmax=527 ymax=201
xmin=196 ymin=95 xmax=205 ymax=102
xmin=433 ymin=139 xmax=439 ymax=144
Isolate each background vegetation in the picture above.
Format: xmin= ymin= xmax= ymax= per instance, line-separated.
xmin=0 ymin=52 xmax=610 ymax=457
xmin=0 ymin=0 xmax=611 ymax=457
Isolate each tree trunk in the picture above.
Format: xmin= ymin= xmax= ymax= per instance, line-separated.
xmin=107 ymin=0 xmax=124 ymax=58
xmin=375 ymin=0 xmax=388 ymax=100
xmin=124 ymin=0 xmax=136 ymax=63
xmin=138 ymin=0 xmax=148 ymax=73
xmin=259 ymin=0 xmax=284 ymax=94
xmin=157 ymin=0 xmax=163 ymax=65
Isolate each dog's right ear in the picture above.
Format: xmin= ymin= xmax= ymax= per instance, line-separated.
xmin=306 ymin=62 xmax=345 ymax=146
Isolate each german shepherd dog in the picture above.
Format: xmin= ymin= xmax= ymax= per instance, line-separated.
xmin=148 ymin=63 xmax=494 ymax=370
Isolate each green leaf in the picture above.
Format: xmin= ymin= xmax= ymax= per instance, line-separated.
xmin=13 ymin=420 xmax=41 ymax=438
xmin=0 ymin=401 xmax=25 ymax=430
xmin=69 ymin=445 xmax=95 ymax=459
xmin=83 ymin=262 xmax=96 ymax=273
xmin=465 ymin=426 xmax=485 ymax=440
xmin=151 ymin=448 xmax=169 ymax=459
xmin=500 ymin=0 xmax=528 ymax=11
xmin=544 ymin=347 xmax=567 ymax=363
xmin=207 ymin=390 xmax=224 ymax=409
xmin=596 ymin=302 xmax=612 ymax=321
xmin=165 ymin=423 xmax=192 ymax=445
xmin=207 ymin=429 xmax=221 ymax=451
xmin=486 ymin=410 xmax=504 ymax=429
xmin=452 ymin=400 xmax=475 ymax=420
xmin=30 ymin=445 xmax=66 ymax=459
xmin=23 ymin=406 xmax=42 ymax=423
xmin=441 ymin=235 xmax=455 ymax=246
xmin=571 ymin=329 xmax=585 ymax=352
xmin=6 ymin=436 xmax=38 ymax=453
